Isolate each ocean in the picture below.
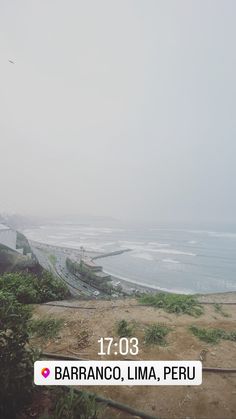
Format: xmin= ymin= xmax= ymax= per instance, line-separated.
xmin=23 ymin=222 xmax=236 ymax=294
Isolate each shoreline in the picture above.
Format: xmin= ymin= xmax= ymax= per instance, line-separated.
xmin=29 ymin=239 xmax=236 ymax=299
xmin=107 ymin=272 xmax=236 ymax=300
xmin=109 ymin=273 xmax=164 ymax=295
xmin=29 ymin=240 xmax=176 ymax=294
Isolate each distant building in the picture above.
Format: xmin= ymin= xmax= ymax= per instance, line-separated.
xmin=94 ymin=271 xmax=111 ymax=280
xmin=82 ymin=257 xmax=103 ymax=272
xmin=0 ymin=224 xmax=23 ymax=254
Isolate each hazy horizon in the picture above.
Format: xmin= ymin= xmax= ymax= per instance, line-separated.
xmin=1 ymin=1 xmax=236 ymax=225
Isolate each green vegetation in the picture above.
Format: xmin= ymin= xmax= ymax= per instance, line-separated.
xmin=49 ymin=254 xmax=57 ymax=266
xmin=0 ymin=271 xmax=69 ymax=303
xmin=138 ymin=292 xmax=203 ymax=317
xmin=0 ymin=289 xmax=34 ymax=418
xmin=0 ymin=271 xmax=68 ymax=416
xmin=66 ymin=257 xmax=114 ymax=295
xmin=0 ymin=270 xmax=103 ymax=418
xmin=47 ymin=388 xmax=103 ymax=419
xmin=29 ymin=317 xmax=64 ymax=339
xmin=190 ymin=325 xmax=236 ymax=344
xmin=116 ymin=319 xmax=134 ymax=337
xmin=16 ymin=231 xmax=31 ymax=254
xmin=213 ymin=303 xmax=230 ymax=317
xmin=0 ymin=244 xmax=33 ymax=274
xmin=144 ymin=323 xmax=170 ymax=345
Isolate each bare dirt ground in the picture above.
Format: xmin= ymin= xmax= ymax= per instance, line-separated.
xmin=31 ymin=298 xmax=236 ymax=419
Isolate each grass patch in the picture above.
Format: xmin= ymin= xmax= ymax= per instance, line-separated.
xmin=189 ymin=325 xmax=236 ymax=344
xmin=116 ymin=319 xmax=134 ymax=337
xmin=49 ymin=254 xmax=57 ymax=266
xmin=144 ymin=323 xmax=170 ymax=345
xmin=213 ymin=303 xmax=230 ymax=317
xmin=138 ymin=292 xmax=203 ymax=317
xmin=42 ymin=388 xmax=103 ymax=419
xmin=29 ymin=317 xmax=64 ymax=339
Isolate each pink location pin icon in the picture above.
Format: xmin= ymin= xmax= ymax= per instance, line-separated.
xmin=41 ymin=367 xmax=50 ymax=378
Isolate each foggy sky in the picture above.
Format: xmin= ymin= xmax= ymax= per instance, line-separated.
xmin=1 ymin=1 xmax=236 ymax=224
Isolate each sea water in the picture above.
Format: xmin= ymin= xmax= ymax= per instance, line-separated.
xmin=23 ymin=223 xmax=236 ymax=294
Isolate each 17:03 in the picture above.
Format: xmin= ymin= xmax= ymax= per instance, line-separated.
xmin=98 ymin=337 xmax=139 ymax=356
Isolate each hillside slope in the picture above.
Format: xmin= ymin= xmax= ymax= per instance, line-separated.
xmin=32 ymin=298 xmax=236 ymax=419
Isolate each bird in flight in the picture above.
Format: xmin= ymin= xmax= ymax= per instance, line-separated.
xmin=8 ymin=59 xmax=15 ymax=64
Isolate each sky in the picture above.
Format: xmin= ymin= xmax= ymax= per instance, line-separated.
xmin=0 ymin=0 xmax=236 ymax=224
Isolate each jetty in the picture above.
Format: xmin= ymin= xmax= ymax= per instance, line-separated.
xmin=92 ymin=248 xmax=131 ymax=260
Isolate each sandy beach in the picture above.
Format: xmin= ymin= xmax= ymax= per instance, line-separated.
xmin=110 ymin=273 xmax=236 ymax=301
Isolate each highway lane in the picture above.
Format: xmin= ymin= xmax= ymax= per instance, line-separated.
xmin=54 ymin=250 xmax=106 ymax=297
xmin=31 ymin=244 xmax=104 ymax=298
xmin=31 ymin=245 xmax=83 ymax=296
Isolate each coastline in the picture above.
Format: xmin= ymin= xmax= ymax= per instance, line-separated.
xmin=29 ymin=239 xmax=236 ymax=300
xmin=29 ymin=240 xmax=169 ymax=295
xmin=108 ymin=271 xmax=236 ymax=300
xmin=109 ymin=272 xmax=164 ymax=295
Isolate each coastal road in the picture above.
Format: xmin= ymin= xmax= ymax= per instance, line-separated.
xmin=30 ymin=243 xmax=105 ymax=298
xmin=53 ymin=249 xmax=102 ymax=296
xmin=30 ymin=245 xmax=84 ymax=296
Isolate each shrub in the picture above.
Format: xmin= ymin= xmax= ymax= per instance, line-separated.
xmin=29 ymin=317 xmax=64 ymax=339
xmin=116 ymin=320 xmax=134 ymax=337
xmin=0 ymin=272 xmax=38 ymax=303
xmin=138 ymin=293 xmax=203 ymax=317
xmin=44 ymin=388 xmax=103 ymax=419
xmin=213 ymin=303 xmax=230 ymax=317
xmin=36 ymin=271 xmax=69 ymax=302
xmin=144 ymin=323 xmax=170 ymax=345
xmin=0 ymin=290 xmax=34 ymax=418
xmin=190 ymin=325 xmax=236 ymax=344
xmin=0 ymin=271 xmax=69 ymax=304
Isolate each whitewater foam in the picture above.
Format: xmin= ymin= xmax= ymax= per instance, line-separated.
xmin=162 ymin=258 xmax=180 ymax=264
xmin=103 ymin=269 xmax=192 ymax=294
